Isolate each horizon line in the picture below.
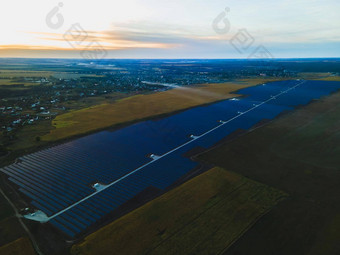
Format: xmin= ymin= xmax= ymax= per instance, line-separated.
xmin=1 ymin=57 xmax=340 ymax=60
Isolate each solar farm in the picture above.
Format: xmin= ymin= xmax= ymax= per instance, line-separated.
xmin=1 ymin=80 xmax=340 ymax=238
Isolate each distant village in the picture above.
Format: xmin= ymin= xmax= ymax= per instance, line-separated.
xmin=0 ymin=63 xmax=297 ymax=144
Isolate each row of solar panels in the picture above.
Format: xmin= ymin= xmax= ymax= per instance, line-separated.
xmin=50 ymin=150 xmax=197 ymax=237
xmin=1 ymin=80 xmax=340 ymax=237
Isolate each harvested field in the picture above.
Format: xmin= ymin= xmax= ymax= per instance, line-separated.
xmin=43 ymin=78 xmax=280 ymax=141
xmin=199 ymin=90 xmax=340 ymax=255
xmin=71 ymin=167 xmax=286 ymax=255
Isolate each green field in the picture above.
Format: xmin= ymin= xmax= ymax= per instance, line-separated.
xmin=71 ymin=167 xmax=286 ymax=255
xmin=0 ymin=70 xmax=104 ymax=87
xmin=51 ymin=72 xmax=104 ymax=79
xmin=0 ymin=70 xmax=53 ymax=87
xmin=6 ymin=120 xmax=53 ymax=151
xmin=0 ymin=70 xmax=103 ymax=79
xmin=0 ymin=70 xmax=53 ymax=78
xmin=199 ymin=90 xmax=340 ymax=255
xmin=0 ymin=79 xmax=12 ymax=85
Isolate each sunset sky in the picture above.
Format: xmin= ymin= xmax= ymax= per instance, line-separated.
xmin=1 ymin=0 xmax=339 ymax=58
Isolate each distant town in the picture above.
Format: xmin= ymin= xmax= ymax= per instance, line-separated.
xmin=0 ymin=59 xmax=304 ymax=142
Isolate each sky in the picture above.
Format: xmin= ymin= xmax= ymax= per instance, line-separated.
xmin=0 ymin=0 xmax=339 ymax=59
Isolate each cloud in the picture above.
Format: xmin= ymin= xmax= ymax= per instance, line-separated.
xmin=1 ymin=0 xmax=340 ymax=58
xmin=23 ymin=21 xmax=223 ymax=54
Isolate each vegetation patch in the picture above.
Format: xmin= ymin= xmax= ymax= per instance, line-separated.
xmin=71 ymin=167 xmax=286 ymax=255
xmin=0 ymin=70 xmax=54 ymax=78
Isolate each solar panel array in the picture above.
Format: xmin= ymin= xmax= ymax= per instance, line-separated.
xmin=1 ymin=80 xmax=340 ymax=237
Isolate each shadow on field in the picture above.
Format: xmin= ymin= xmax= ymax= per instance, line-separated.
xmin=199 ymin=92 xmax=340 ymax=255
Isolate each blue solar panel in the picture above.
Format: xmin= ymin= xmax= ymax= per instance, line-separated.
xmin=50 ymin=219 xmax=76 ymax=237
xmin=1 ymin=80 xmax=340 ymax=237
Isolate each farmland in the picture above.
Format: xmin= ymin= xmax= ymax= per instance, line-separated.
xmin=2 ymin=78 xmax=340 ymax=252
xmin=4 ymin=92 xmax=132 ymax=152
xmin=1 ymin=58 xmax=336 ymax=158
xmin=43 ymin=78 xmax=278 ymax=141
xmin=71 ymin=167 xmax=286 ymax=255
xmin=5 ymin=79 xmax=326 ymax=239
xmin=198 ymin=89 xmax=340 ymax=255
xmin=0 ymin=179 xmax=28 ymax=251
xmin=0 ymin=58 xmax=339 ymax=255
xmin=0 ymin=70 xmax=53 ymax=87
xmin=0 ymin=70 xmax=54 ymax=78
xmin=0 ymin=237 xmax=36 ymax=255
